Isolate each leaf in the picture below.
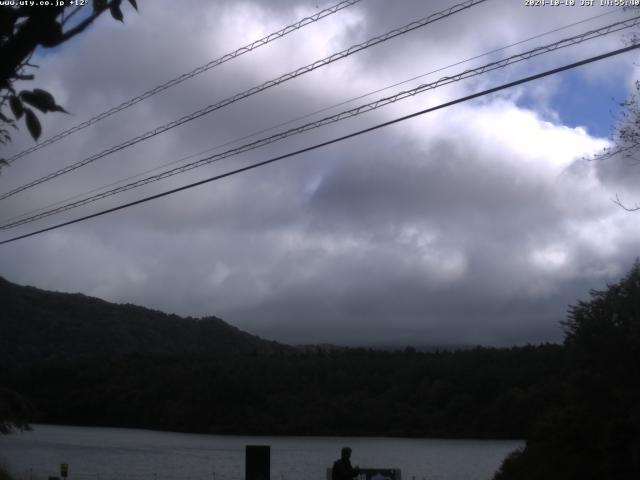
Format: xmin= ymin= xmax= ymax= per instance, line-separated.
xmin=19 ymin=89 xmax=68 ymax=114
xmin=20 ymin=89 xmax=54 ymax=113
xmin=9 ymin=95 xmax=23 ymax=120
xmin=110 ymin=2 xmax=124 ymax=22
xmin=24 ymin=108 xmax=42 ymax=141
xmin=128 ymin=0 xmax=138 ymax=10
xmin=110 ymin=0 xmax=123 ymax=21
xmin=0 ymin=8 xmax=17 ymax=38
xmin=38 ymin=20 xmax=63 ymax=47
xmin=93 ymin=0 xmax=108 ymax=11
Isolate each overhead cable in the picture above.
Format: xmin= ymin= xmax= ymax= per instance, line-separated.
xmin=3 ymin=14 xmax=639 ymax=230
xmin=1 ymin=42 xmax=638 ymax=246
xmin=4 ymin=5 xmax=622 ymax=227
xmin=5 ymin=0 xmax=363 ymax=164
xmin=0 ymin=0 xmax=488 ymax=201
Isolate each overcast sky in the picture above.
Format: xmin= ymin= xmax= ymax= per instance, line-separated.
xmin=1 ymin=0 xmax=640 ymax=346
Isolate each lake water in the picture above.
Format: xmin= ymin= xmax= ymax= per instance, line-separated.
xmin=0 ymin=425 xmax=521 ymax=480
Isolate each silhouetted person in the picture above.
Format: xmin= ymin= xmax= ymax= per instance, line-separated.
xmin=332 ymin=447 xmax=360 ymax=480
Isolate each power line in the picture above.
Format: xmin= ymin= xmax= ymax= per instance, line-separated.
xmin=1 ymin=42 xmax=638 ymax=246
xmin=3 ymin=14 xmax=638 ymax=230
xmin=4 ymin=6 xmax=624 ymax=227
xmin=0 ymin=0 xmax=488 ymax=202
xmin=4 ymin=0 xmax=363 ymax=164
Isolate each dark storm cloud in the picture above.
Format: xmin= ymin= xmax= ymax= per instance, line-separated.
xmin=1 ymin=0 xmax=639 ymax=346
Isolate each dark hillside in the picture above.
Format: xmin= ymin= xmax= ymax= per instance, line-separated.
xmin=0 ymin=276 xmax=287 ymax=366
xmin=0 ymin=275 xmax=566 ymax=440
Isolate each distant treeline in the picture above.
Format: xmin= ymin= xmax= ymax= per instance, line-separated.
xmin=1 ymin=345 xmax=565 ymax=439
xmin=1 ymin=274 xmax=565 ymax=439
xmin=2 ymin=261 xmax=639 ymax=479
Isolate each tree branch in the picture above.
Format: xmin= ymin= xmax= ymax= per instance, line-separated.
xmin=58 ymin=1 xmax=117 ymax=44
xmin=61 ymin=5 xmax=83 ymax=27
xmin=612 ymin=194 xmax=640 ymax=212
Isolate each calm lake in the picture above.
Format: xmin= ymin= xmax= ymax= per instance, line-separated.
xmin=0 ymin=425 xmax=522 ymax=480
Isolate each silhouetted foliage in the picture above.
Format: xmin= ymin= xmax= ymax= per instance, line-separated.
xmin=0 ymin=0 xmax=137 ymax=169
xmin=0 ymin=274 xmax=283 ymax=435
xmin=494 ymin=261 xmax=640 ymax=480
xmin=0 ymin=346 xmax=566 ymax=438
xmin=0 ymin=388 xmax=35 ymax=434
xmin=3 ymin=263 xmax=638 ymax=469
xmin=0 ymin=462 xmax=16 ymax=480
xmin=0 ymin=276 xmax=570 ymax=439
xmin=596 ymin=80 xmax=640 ymax=211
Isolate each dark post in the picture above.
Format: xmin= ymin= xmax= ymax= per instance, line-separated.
xmin=245 ymin=445 xmax=270 ymax=480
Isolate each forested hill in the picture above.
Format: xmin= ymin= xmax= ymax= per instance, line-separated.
xmin=0 ymin=276 xmax=287 ymax=366
xmin=0 ymin=275 xmax=567 ymax=440
xmin=3 ymin=264 xmax=639 ymax=476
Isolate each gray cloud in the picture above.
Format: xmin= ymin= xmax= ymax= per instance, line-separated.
xmin=1 ymin=0 xmax=640 ymax=347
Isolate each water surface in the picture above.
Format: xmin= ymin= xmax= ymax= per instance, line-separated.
xmin=0 ymin=425 xmax=521 ymax=480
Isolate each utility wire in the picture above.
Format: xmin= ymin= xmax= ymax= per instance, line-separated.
xmin=1 ymin=42 xmax=638 ymax=246
xmin=3 ymin=6 xmax=624 ymax=226
xmin=3 ymin=15 xmax=638 ymax=230
xmin=0 ymin=0 xmax=487 ymax=202
xmin=4 ymin=0 xmax=363 ymax=164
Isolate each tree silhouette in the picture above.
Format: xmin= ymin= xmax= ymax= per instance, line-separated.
xmin=0 ymin=0 xmax=138 ymax=170
xmin=495 ymin=261 xmax=640 ymax=480
xmin=0 ymin=388 xmax=35 ymax=434
xmin=0 ymin=1 xmax=137 ymax=431
xmin=609 ymin=81 xmax=640 ymax=211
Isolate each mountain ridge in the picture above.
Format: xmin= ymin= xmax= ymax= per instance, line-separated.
xmin=0 ymin=275 xmax=289 ymax=366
